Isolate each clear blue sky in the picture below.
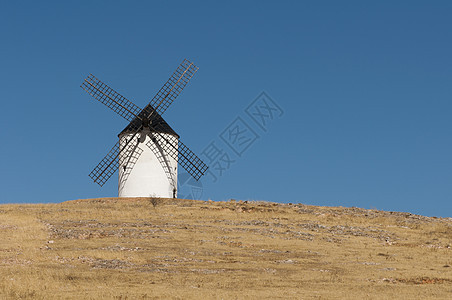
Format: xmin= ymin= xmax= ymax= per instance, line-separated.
xmin=1 ymin=1 xmax=451 ymax=217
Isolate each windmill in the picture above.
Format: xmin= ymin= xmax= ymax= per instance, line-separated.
xmin=80 ymin=59 xmax=208 ymax=198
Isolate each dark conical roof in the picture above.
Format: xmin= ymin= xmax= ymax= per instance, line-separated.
xmin=118 ymin=104 xmax=179 ymax=138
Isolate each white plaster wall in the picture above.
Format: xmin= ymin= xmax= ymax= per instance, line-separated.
xmin=118 ymin=130 xmax=178 ymax=198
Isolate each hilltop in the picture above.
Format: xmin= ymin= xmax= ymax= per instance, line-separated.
xmin=0 ymin=198 xmax=451 ymax=299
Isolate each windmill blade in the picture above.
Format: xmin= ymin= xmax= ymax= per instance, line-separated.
xmin=118 ymin=59 xmax=198 ymax=137
xmin=147 ymin=59 xmax=199 ymax=117
xmin=118 ymin=138 xmax=144 ymax=189
xmin=81 ymin=74 xmax=142 ymax=122
xmin=89 ymin=132 xmax=141 ymax=186
xmin=147 ymin=132 xmax=208 ymax=181
xmin=89 ymin=141 xmax=120 ymax=186
xmin=177 ymin=139 xmax=208 ymax=181
xmin=146 ymin=132 xmax=176 ymax=187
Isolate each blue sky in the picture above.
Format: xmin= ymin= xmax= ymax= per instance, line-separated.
xmin=0 ymin=1 xmax=451 ymax=217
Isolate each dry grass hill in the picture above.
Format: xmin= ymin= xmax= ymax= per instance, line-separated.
xmin=0 ymin=198 xmax=451 ymax=299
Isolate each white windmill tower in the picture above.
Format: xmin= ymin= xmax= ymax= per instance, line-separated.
xmin=80 ymin=59 xmax=208 ymax=198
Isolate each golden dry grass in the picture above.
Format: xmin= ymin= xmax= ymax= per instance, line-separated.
xmin=0 ymin=198 xmax=451 ymax=299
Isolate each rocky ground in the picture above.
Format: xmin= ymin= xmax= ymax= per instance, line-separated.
xmin=0 ymin=198 xmax=451 ymax=299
